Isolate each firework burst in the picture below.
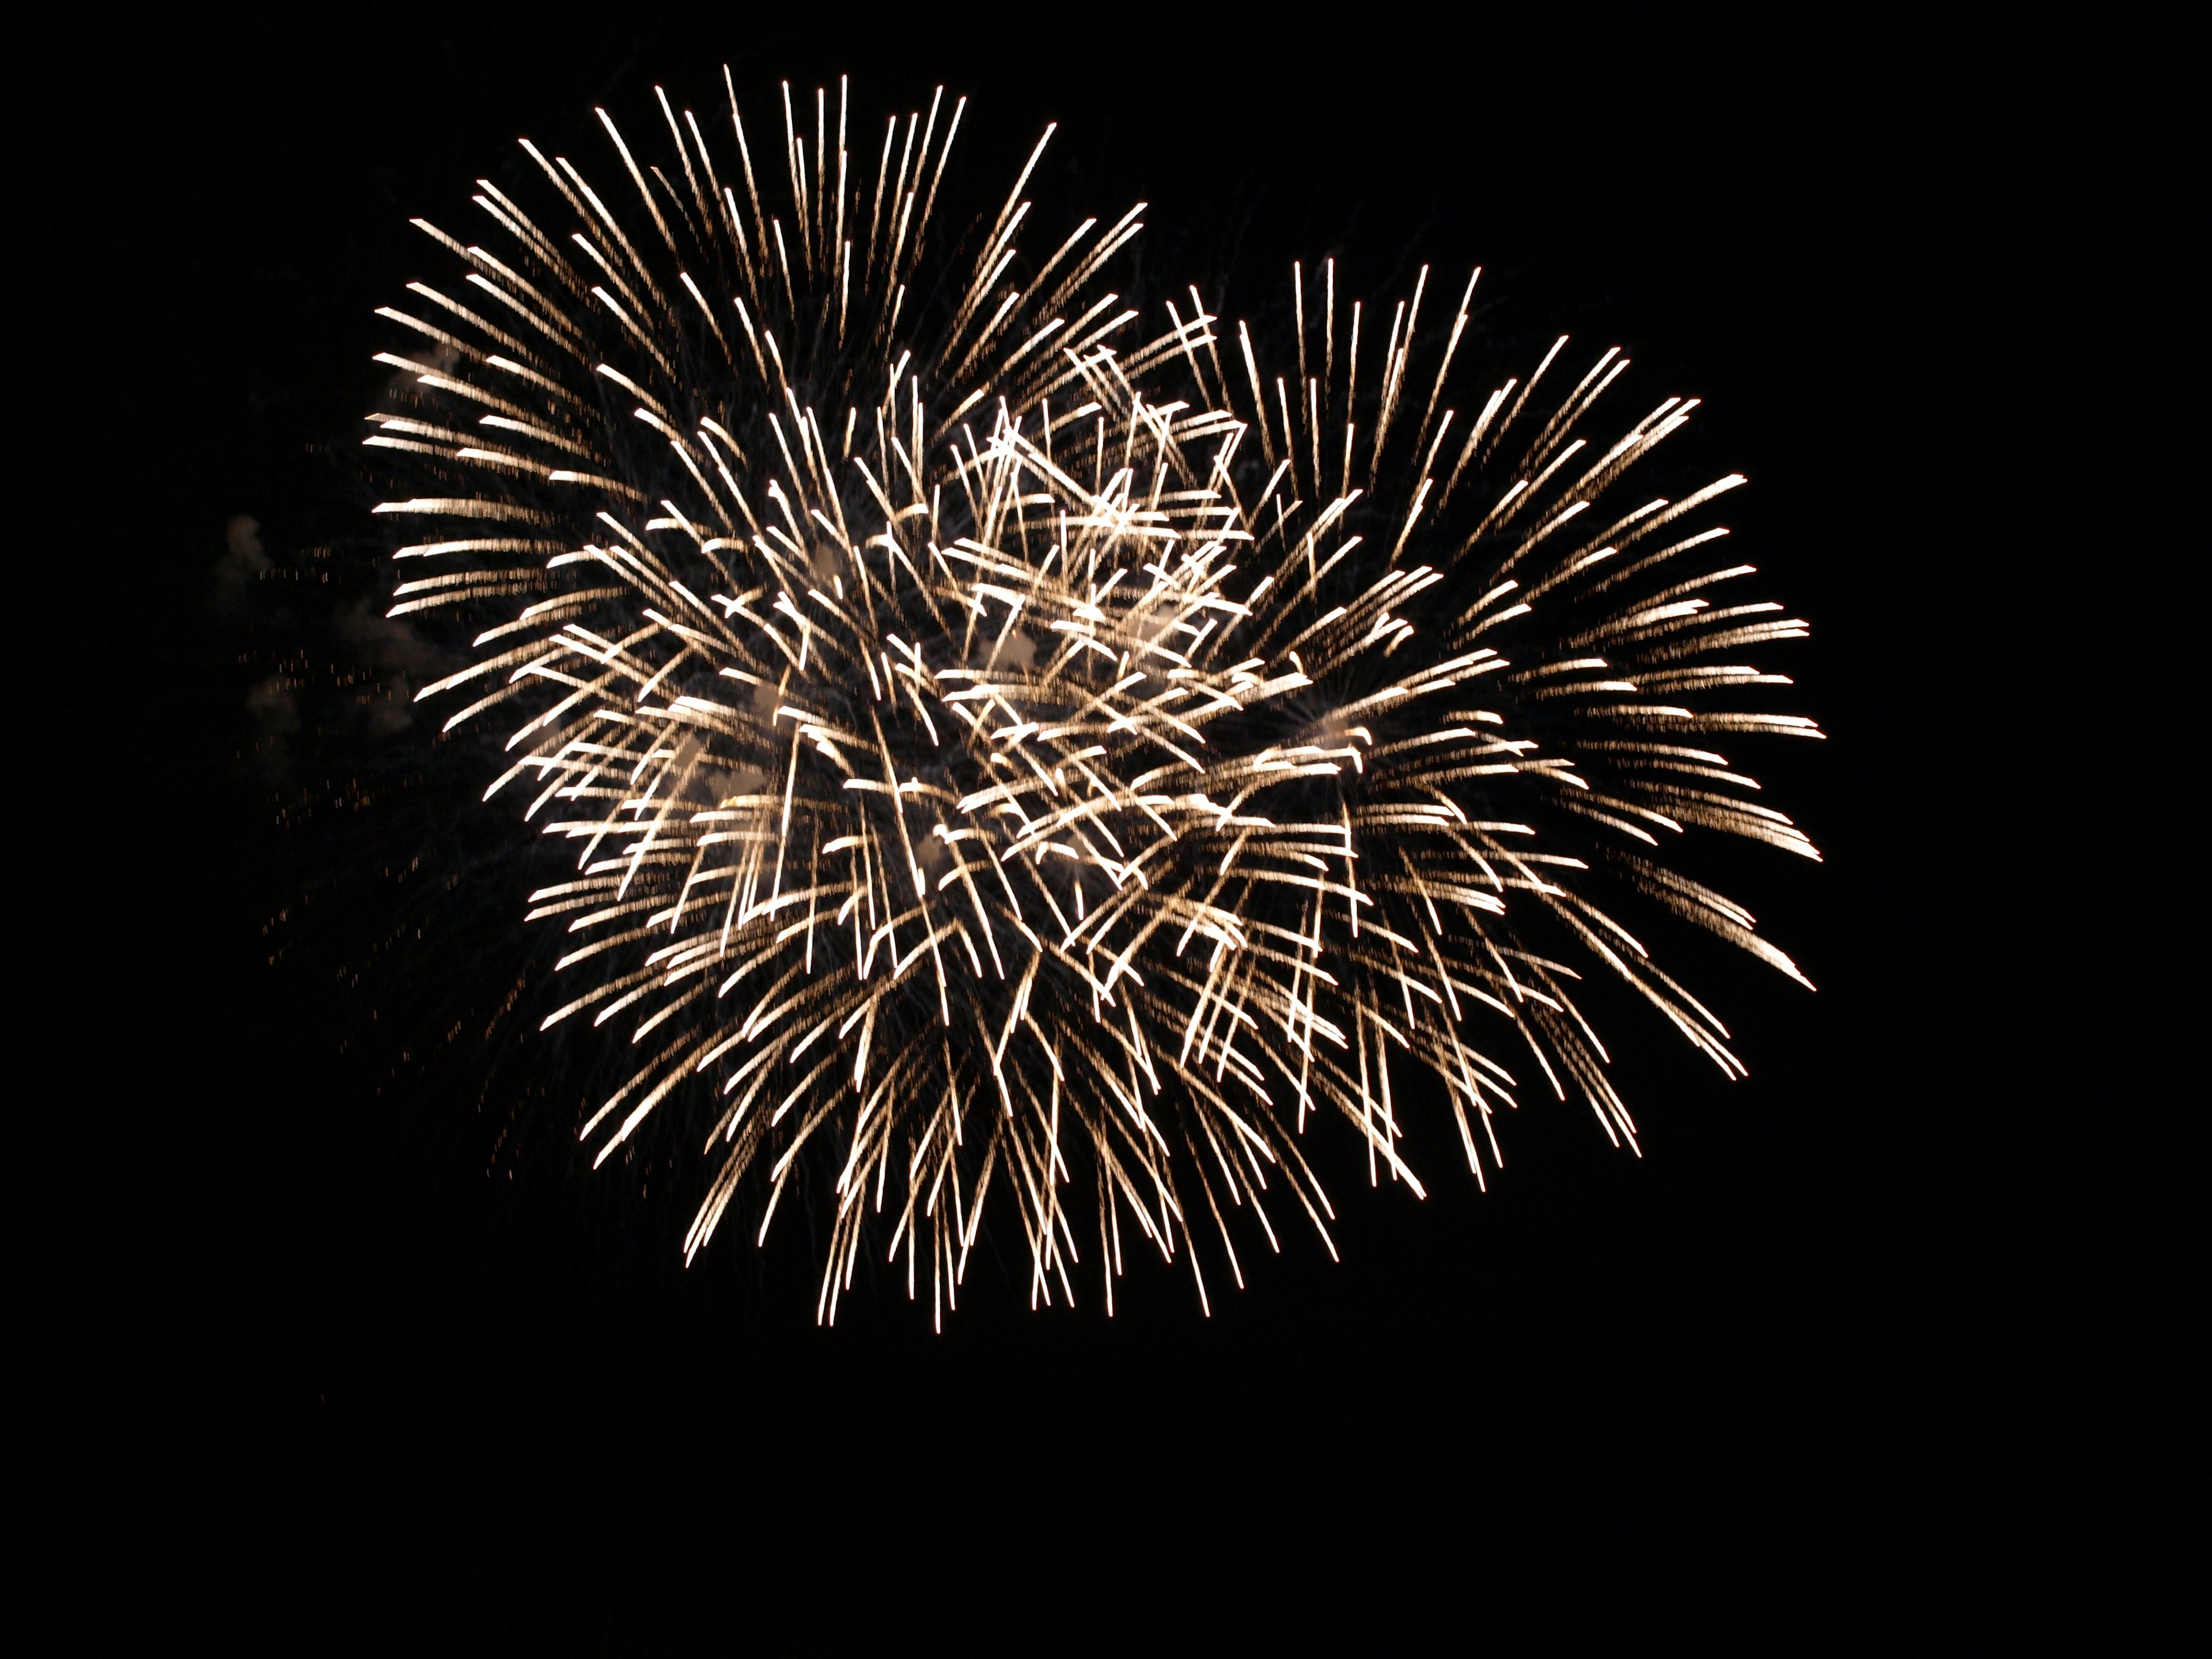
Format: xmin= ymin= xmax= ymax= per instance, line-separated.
xmin=370 ymin=75 xmax=1819 ymax=1324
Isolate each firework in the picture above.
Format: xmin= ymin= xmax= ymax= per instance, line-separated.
xmin=371 ymin=76 xmax=1818 ymax=1324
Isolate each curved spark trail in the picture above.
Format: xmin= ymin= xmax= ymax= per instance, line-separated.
xmin=370 ymin=76 xmax=1819 ymax=1323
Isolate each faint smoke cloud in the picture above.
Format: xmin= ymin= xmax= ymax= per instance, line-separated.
xmin=336 ymin=599 xmax=452 ymax=734
xmin=245 ymin=674 xmax=300 ymax=740
xmin=211 ymin=513 xmax=271 ymax=609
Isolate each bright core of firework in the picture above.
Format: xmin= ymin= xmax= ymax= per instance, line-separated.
xmin=369 ymin=74 xmax=1819 ymax=1324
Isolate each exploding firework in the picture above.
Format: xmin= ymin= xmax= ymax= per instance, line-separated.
xmin=370 ymin=75 xmax=1819 ymax=1323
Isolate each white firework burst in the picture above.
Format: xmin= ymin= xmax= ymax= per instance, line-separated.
xmin=370 ymin=74 xmax=1819 ymax=1324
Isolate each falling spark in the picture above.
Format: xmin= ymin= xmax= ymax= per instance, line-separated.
xmin=372 ymin=76 xmax=1819 ymax=1324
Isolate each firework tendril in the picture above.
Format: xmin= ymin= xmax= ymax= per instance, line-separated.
xmin=370 ymin=77 xmax=1820 ymax=1324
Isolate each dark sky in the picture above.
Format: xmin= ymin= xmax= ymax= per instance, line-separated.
xmin=66 ymin=3 xmax=2175 ymax=1646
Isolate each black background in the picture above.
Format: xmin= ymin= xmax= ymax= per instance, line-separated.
xmin=52 ymin=2 xmax=2185 ymax=1647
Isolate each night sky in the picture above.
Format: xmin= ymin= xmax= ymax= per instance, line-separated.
xmin=65 ymin=5 xmax=2177 ymax=1646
